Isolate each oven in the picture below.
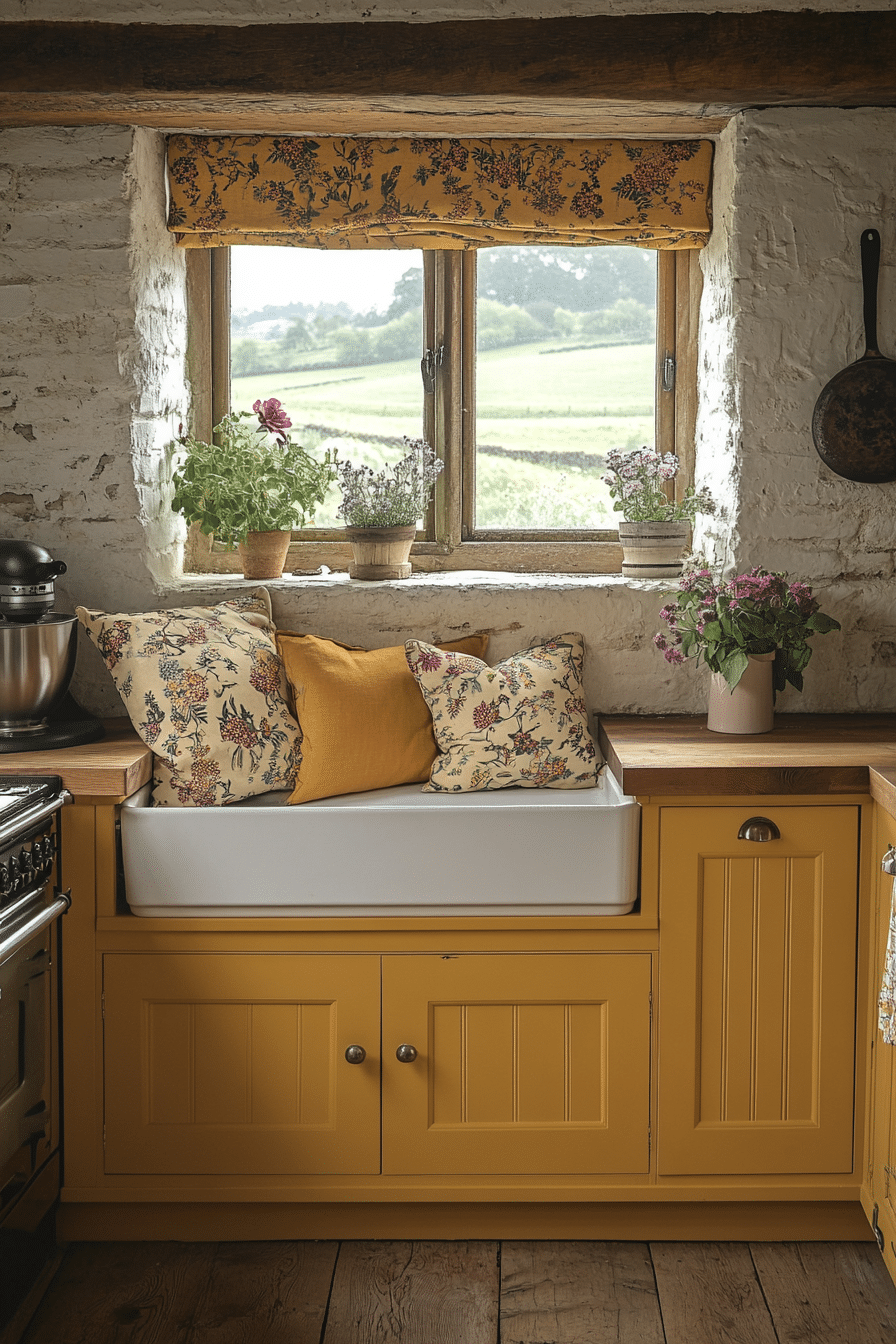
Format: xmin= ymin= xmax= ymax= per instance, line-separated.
xmin=0 ymin=776 xmax=71 ymax=1333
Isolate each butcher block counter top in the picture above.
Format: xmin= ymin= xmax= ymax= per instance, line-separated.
xmin=0 ymin=719 xmax=151 ymax=798
xmin=2 ymin=714 xmax=896 ymax=812
xmin=598 ymin=713 xmax=896 ymax=803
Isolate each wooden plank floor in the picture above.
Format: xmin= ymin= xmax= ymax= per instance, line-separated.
xmin=16 ymin=1240 xmax=896 ymax=1344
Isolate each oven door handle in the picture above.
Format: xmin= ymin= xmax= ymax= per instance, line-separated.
xmin=0 ymin=889 xmax=71 ymax=963
xmin=0 ymin=790 xmax=72 ymax=849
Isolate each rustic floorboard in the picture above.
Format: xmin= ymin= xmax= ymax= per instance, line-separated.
xmin=500 ymin=1240 xmax=665 ymax=1344
xmin=750 ymin=1241 xmax=896 ymax=1344
xmin=322 ymin=1240 xmax=499 ymax=1344
xmin=650 ymin=1242 xmax=778 ymax=1344
xmin=174 ymin=1240 xmax=339 ymax=1344
xmin=15 ymin=1239 xmax=896 ymax=1344
xmin=19 ymin=1241 xmax=218 ymax=1344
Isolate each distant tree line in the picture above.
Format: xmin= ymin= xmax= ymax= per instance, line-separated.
xmin=231 ymin=247 xmax=656 ymax=377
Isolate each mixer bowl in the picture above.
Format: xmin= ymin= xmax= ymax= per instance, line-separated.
xmin=0 ymin=614 xmax=78 ymax=734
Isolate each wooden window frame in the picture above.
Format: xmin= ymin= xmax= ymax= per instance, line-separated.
xmin=184 ymin=247 xmax=701 ymax=577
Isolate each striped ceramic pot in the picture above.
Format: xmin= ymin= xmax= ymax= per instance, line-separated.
xmin=617 ymin=520 xmax=690 ymax=579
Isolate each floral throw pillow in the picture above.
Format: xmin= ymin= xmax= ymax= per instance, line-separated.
xmin=76 ymin=590 xmax=301 ymax=806
xmin=405 ymin=632 xmax=600 ymax=792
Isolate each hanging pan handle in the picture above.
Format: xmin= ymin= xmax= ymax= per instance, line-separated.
xmin=861 ymin=228 xmax=882 ymax=357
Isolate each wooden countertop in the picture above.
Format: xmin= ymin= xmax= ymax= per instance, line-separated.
xmin=0 ymin=719 xmax=151 ymax=798
xmin=598 ymin=713 xmax=896 ymax=798
xmin=2 ymin=712 xmax=896 ymax=810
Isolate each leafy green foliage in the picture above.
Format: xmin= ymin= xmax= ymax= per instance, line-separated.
xmin=656 ymin=566 xmax=841 ymax=696
xmin=170 ymin=411 xmax=337 ymax=548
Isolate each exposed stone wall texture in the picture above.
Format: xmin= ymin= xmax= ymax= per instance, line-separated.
xmin=2 ymin=106 xmax=895 ymax=719
xmin=4 ymin=1 xmax=892 ymax=22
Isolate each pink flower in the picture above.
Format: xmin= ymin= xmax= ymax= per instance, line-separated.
xmin=253 ymin=398 xmax=292 ymax=439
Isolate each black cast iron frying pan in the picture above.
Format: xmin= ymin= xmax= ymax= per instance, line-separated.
xmin=812 ymin=228 xmax=896 ymax=483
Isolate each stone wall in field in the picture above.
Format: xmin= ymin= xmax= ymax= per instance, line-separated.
xmin=4 ymin=1 xmax=889 ymax=22
xmin=2 ymin=107 xmax=896 ymax=717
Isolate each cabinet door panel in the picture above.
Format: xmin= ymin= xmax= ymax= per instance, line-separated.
xmin=658 ymin=806 xmax=858 ymax=1176
xmin=382 ymin=953 xmax=651 ymax=1175
xmin=104 ymin=953 xmax=380 ymax=1175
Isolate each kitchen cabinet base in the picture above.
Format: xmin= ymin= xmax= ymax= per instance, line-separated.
xmin=56 ymin=1199 xmax=875 ymax=1244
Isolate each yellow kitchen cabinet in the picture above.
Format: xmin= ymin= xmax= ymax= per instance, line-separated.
xmin=866 ymin=804 xmax=896 ymax=1280
xmin=103 ymin=953 xmax=382 ymax=1175
xmin=657 ymin=805 xmax=859 ymax=1176
xmin=102 ymin=950 xmax=651 ymax=1180
xmin=381 ymin=953 xmax=652 ymax=1176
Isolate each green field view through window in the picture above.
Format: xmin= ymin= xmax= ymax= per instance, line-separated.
xmin=230 ymin=245 xmax=657 ymax=531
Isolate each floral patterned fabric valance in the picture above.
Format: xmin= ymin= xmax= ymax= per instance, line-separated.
xmin=166 ymin=135 xmax=713 ymax=251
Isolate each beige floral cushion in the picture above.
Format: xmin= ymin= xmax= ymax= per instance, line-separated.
xmin=76 ymin=590 xmax=301 ymax=806
xmin=405 ymin=632 xmax=600 ymax=792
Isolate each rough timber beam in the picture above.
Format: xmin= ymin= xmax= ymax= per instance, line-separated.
xmin=1 ymin=13 xmax=894 ymax=133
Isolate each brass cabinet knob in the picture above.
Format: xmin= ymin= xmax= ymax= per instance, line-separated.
xmin=737 ymin=816 xmax=781 ymax=843
xmin=344 ymin=1045 xmax=366 ymax=1065
xmin=395 ymin=1043 xmax=418 ymax=1063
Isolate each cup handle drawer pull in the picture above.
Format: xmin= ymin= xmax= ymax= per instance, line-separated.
xmin=344 ymin=1045 xmax=366 ymax=1065
xmin=737 ymin=817 xmax=781 ymax=843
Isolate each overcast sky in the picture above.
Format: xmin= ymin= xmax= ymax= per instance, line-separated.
xmin=231 ymin=246 xmax=421 ymax=314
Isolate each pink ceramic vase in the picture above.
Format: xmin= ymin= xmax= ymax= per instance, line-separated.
xmin=706 ymin=651 xmax=775 ymax=735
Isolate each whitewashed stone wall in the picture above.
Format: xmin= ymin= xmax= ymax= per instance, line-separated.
xmin=2 ymin=108 xmax=896 ymax=718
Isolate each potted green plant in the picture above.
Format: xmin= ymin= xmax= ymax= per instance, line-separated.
xmin=336 ymin=437 xmax=444 ymax=580
xmin=170 ymin=398 xmax=337 ymax=579
xmin=603 ymin=447 xmax=715 ymax=578
xmin=655 ymin=565 xmax=841 ymax=733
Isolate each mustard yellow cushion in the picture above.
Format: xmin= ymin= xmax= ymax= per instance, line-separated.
xmin=277 ymin=632 xmax=489 ymax=804
xmin=77 ymin=590 xmax=301 ymax=807
xmin=405 ymin=632 xmax=600 ymax=792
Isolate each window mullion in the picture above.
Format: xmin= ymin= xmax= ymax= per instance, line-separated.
xmin=461 ymin=250 xmax=476 ymax=542
xmin=422 ymin=251 xmax=438 ymax=542
xmin=655 ymin=249 xmax=677 ymax=507
xmin=430 ymin=251 xmax=464 ymax=551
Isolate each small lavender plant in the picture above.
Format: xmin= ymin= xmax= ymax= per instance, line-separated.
xmin=604 ymin=447 xmax=714 ymax=523
xmin=337 ymin=437 xmax=444 ymax=528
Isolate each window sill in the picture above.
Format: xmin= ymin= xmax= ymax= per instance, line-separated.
xmin=183 ymin=532 xmax=627 ymax=578
xmin=168 ymin=568 xmax=673 ymax=597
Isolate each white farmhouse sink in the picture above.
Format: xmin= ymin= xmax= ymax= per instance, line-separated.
xmin=120 ymin=771 xmax=640 ymax=918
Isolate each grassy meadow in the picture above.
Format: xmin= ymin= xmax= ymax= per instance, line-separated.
xmin=232 ymin=339 xmax=654 ymax=529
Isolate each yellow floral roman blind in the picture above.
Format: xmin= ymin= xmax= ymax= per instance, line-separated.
xmin=166 ymin=135 xmax=713 ymax=250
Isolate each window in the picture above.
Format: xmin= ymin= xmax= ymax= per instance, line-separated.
xmin=185 ymin=242 xmax=699 ymax=575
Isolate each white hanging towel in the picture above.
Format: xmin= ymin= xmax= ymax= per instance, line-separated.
xmin=879 ymin=864 xmax=896 ymax=1045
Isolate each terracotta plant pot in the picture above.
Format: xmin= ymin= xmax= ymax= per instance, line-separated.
xmin=237 ymin=530 xmax=293 ymax=580
xmin=706 ymin=651 xmax=776 ymax=735
xmin=345 ymin=526 xmax=416 ymax=580
xmin=618 ymin=520 xmax=690 ymax=579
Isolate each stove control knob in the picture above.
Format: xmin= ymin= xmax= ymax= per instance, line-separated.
xmin=34 ymin=838 xmax=48 ymax=870
xmin=8 ymin=854 xmax=20 ymax=890
xmin=45 ymin=833 xmax=56 ymax=861
xmin=0 ymin=864 xmax=9 ymax=896
xmin=19 ymin=847 xmax=34 ymax=879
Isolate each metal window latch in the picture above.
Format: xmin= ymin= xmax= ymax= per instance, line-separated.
xmin=662 ymin=352 xmax=676 ymax=393
xmin=421 ymin=345 xmax=444 ymax=394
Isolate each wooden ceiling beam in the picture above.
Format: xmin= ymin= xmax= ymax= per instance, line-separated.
xmin=1 ymin=13 xmax=894 ymax=130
